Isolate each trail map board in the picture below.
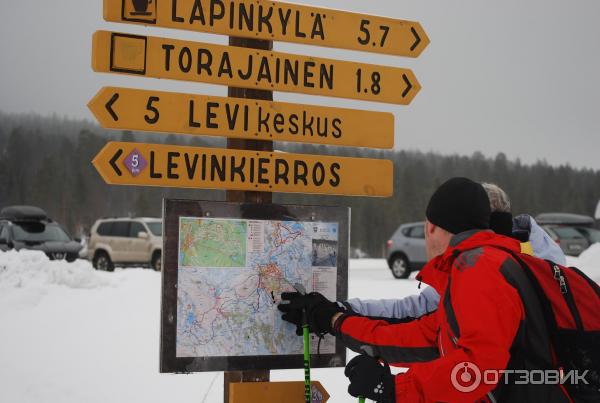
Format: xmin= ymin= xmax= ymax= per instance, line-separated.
xmin=160 ymin=199 xmax=349 ymax=373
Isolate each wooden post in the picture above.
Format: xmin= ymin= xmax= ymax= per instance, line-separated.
xmin=223 ymin=36 xmax=272 ymax=403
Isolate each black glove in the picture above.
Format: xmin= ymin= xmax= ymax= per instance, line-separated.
xmin=512 ymin=214 xmax=532 ymax=242
xmin=277 ymin=292 xmax=343 ymax=335
xmin=345 ymin=355 xmax=395 ymax=403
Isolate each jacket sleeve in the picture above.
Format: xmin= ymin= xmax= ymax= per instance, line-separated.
xmin=392 ymin=254 xmax=524 ymax=403
xmin=334 ymin=308 xmax=441 ymax=364
xmin=528 ymin=217 xmax=567 ymax=265
xmin=343 ymin=286 xmax=440 ymax=319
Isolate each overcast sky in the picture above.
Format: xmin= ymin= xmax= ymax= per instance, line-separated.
xmin=1 ymin=0 xmax=599 ymax=168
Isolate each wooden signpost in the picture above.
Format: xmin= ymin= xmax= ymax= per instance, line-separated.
xmin=92 ymin=30 xmax=420 ymax=105
xmin=88 ymin=86 xmax=394 ymax=148
xmin=223 ymin=35 xmax=274 ymax=401
xmin=89 ymin=0 xmax=430 ymax=401
xmin=103 ymin=0 xmax=429 ymax=57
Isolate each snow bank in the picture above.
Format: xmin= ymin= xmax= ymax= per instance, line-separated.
xmin=0 ymin=257 xmax=403 ymax=403
xmin=0 ymin=250 xmax=111 ymax=290
xmin=572 ymin=243 xmax=600 ymax=282
xmin=576 ymin=243 xmax=600 ymax=265
xmin=0 ymin=257 xmax=204 ymax=403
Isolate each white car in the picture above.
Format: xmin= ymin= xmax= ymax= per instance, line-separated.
xmin=88 ymin=217 xmax=162 ymax=271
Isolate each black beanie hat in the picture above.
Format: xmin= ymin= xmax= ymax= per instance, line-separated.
xmin=425 ymin=178 xmax=491 ymax=234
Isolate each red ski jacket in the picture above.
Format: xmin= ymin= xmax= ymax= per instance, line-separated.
xmin=334 ymin=230 xmax=570 ymax=403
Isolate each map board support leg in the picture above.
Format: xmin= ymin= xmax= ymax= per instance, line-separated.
xmin=223 ymin=36 xmax=273 ymax=402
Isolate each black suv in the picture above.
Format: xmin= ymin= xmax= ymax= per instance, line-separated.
xmin=0 ymin=206 xmax=82 ymax=262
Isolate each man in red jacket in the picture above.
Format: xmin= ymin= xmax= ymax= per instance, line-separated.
xmin=279 ymin=178 xmax=569 ymax=402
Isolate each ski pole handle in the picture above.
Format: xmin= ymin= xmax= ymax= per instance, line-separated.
xmin=358 ymin=397 xmax=366 ymax=403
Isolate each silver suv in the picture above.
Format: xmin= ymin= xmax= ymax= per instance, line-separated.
xmin=385 ymin=222 xmax=427 ymax=279
xmin=88 ymin=217 xmax=162 ymax=271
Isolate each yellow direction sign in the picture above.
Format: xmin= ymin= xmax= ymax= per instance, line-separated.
xmin=104 ymin=0 xmax=429 ymax=58
xmin=229 ymin=381 xmax=329 ymax=403
xmin=92 ymin=30 xmax=420 ymax=105
xmin=88 ymin=87 xmax=394 ymax=149
xmin=93 ymin=142 xmax=393 ymax=197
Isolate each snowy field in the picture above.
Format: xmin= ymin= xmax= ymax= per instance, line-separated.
xmin=1 ymin=248 xmax=599 ymax=403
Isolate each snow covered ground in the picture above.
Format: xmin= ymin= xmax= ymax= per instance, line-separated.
xmin=568 ymin=243 xmax=600 ymax=283
xmin=0 ymin=249 xmax=598 ymax=403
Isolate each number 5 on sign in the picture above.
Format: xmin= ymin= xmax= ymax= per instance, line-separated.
xmin=357 ymin=20 xmax=391 ymax=48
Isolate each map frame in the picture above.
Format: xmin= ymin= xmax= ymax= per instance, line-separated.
xmin=160 ymin=199 xmax=349 ymax=373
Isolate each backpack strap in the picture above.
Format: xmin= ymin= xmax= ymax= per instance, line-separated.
xmin=451 ymin=246 xmax=562 ymax=349
xmin=487 ymin=245 xmax=590 ymax=333
xmin=546 ymin=262 xmax=584 ymax=331
xmin=482 ymin=245 xmax=560 ymax=333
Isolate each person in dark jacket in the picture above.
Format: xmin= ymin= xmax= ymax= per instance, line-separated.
xmin=279 ymin=178 xmax=569 ymax=403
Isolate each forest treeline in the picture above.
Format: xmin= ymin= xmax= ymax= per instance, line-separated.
xmin=1 ymin=111 xmax=599 ymax=257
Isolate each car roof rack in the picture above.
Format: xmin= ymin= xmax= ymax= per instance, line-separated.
xmin=536 ymin=213 xmax=595 ymax=226
xmin=0 ymin=205 xmax=49 ymax=222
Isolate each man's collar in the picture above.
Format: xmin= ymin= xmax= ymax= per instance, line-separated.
xmin=449 ymin=229 xmax=492 ymax=247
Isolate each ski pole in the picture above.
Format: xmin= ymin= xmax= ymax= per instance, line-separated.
xmin=289 ymin=282 xmax=311 ymax=403
xmin=302 ymin=309 xmax=312 ymax=403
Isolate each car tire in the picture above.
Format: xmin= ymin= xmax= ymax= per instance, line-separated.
xmin=151 ymin=251 xmax=161 ymax=272
xmin=93 ymin=252 xmax=114 ymax=272
xmin=390 ymin=255 xmax=411 ymax=279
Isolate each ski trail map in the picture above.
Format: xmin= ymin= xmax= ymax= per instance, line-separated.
xmin=176 ymin=217 xmax=338 ymax=358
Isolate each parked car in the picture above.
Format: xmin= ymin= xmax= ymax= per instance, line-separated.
xmin=541 ymin=225 xmax=588 ymax=257
xmin=386 ymin=222 xmax=426 ymax=279
xmin=0 ymin=205 xmax=82 ymax=261
xmin=88 ymin=217 xmax=162 ymax=271
xmin=573 ymin=227 xmax=600 ymax=246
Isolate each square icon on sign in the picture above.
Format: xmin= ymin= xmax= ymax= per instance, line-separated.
xmin=122 ymin=0 xmax=157 ymax=24
xmin=110 ymin=33 xmax=147 ymax=75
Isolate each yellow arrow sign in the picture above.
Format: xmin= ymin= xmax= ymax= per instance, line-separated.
xmin=92 ymin=142 xmax=393 ymax=197
xmin=229 ymin=381 xmax=329 ymax=403
xmin=104 ymin=0 xmax=429 ymax=58
xmin=92 ymin=30 xmax=420 ymax=105
xmin=88 ymin=87 xmax=394 ymax=149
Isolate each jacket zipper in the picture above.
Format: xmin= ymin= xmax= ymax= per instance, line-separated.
xmin=439 ymin=329 xmax=459 ymax=356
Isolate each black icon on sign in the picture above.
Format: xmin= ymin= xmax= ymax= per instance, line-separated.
xmin=131 ymin=0 xmax=153 ymax=16
xmin=122 ymin=0 xmax=156 ymax=23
